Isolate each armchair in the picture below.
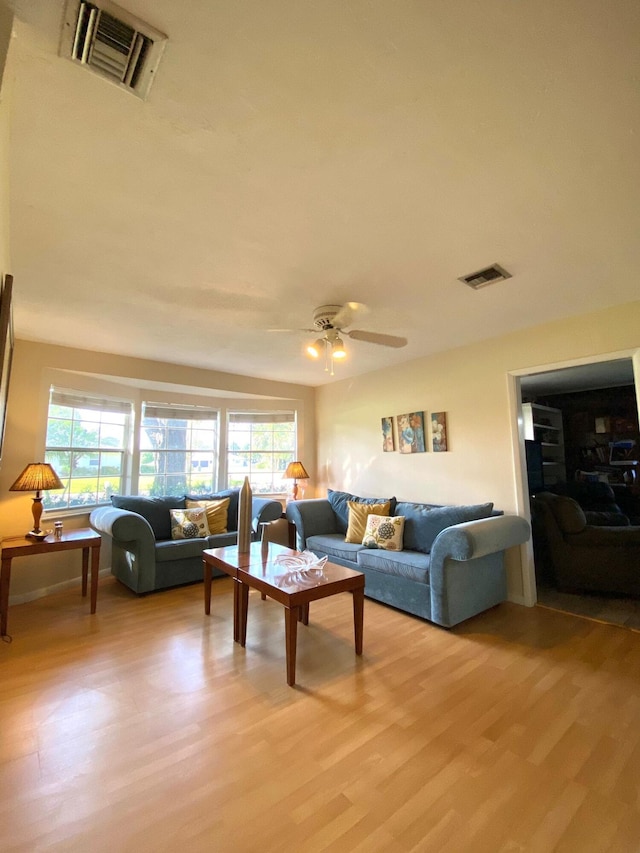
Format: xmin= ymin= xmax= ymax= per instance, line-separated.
xmin=531 ymin=491 xmax=640 ymax=596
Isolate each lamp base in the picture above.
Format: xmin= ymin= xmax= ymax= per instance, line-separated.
xmin=26 ymin=530 xmax=48 ymax=541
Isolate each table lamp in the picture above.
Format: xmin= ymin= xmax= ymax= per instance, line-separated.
xmin=284 ymin=461 xmax=309 ymax=501
xmin=9 ymin=462 xmax=64 ymax=540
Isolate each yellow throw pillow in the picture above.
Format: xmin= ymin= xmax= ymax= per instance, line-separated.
xmin=185 ymin=497 xmax=230 ymax=535
xmin=345 ymin=500 xmax=391 ymax=543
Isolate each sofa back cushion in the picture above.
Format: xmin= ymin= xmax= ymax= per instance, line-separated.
xmin=328 ymin=489 xmax=397 ymax=534
xmin=185 ymin=488 xmax=240 ymax=531
xmin=396 ymin=501 xmax=494 ymax=553
xmin=111 ymin=495 xmax=186 ymax=541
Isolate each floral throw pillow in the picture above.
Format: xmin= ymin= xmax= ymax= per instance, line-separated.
xmin=170 ymin=507 xmax=211 ymax=540
xmin=362 ymin=515 xmax=405 ymax=551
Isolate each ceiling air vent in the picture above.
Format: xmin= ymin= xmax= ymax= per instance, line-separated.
xmin=459 ymin=264 xmax=512 ymax=290
xmin=61 ymin=0 xmax=167 ymax=100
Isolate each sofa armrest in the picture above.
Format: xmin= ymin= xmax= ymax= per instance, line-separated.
xmin=90 ymin=506 xmax=156 ymax=547
xmin=90 ymin=506 xmax=158 ymax=593
xmin=286 ymin=499 xmax=339 ymax=549
xmin=251 ymin=498 xmax=284 ymax=533
xmin=429 ymin=514 xmax=530 ymax=628
xmin=431 ymin=515 xmax=531 ymax=564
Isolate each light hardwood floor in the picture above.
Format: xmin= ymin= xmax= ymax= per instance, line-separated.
xmin=1 ymin=575 xmax=640 ymax=852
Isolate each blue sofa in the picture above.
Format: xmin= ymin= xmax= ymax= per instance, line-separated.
xmin=285 ymin=490 xmax=530 ymax=628
xmin=90 ymin=490 xmax=283 ymax=594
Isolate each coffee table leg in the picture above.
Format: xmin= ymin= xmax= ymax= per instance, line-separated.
xmin=284 ymin=606 xmax=299 ymax=686
xmin=238 ymin=581 xmax=249 ymax=647
xmin=352 ymin=587 xmax=364 ymax=655
xmin=204 ymin=561 xmax=212 ymax=615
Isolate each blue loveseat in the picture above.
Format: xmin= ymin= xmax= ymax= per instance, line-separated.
xmin=90 ymin=490 xmax=283 ymax=594
xmin=286 ymin=489 xmax=530 ymax=628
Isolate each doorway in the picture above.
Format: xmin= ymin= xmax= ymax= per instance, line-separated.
xmin=510 ymin=351 xmax=640 ymax=623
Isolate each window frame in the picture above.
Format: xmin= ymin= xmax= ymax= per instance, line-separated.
xmin=138 ymin=402 xmax=220 ymax=497
xmin=226 ymin=410 xmax=296 ymax=495
xmin=43 ymin=388 xmax=133 ymax=513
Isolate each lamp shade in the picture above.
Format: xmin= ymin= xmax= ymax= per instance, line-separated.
xmin=284 ymin=461 xmax=309 ymax=481
xmin=10 ymin=462 xmax=64 ymax=493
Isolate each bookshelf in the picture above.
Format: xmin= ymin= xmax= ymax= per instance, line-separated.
xmin=522 ymin=403 xmax=566 ymax=485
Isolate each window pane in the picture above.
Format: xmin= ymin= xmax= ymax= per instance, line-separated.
xmin=43 ymin=391 xmax=131 ymax=511
xmin=46 ymin=418 xmax=72 ymax=447
xmin=138 ymin=406 xmax=220 ymax=498
xmin=226 ymin=412 xmax=296 ymax=494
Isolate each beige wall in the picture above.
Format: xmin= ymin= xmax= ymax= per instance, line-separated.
xmin=315 ymin=300 xmax=640 ymax=603
xmin=0 ymin=340 xmax=316 ymax=598
xmin=0 ymin=5 xmax=12 ymax=276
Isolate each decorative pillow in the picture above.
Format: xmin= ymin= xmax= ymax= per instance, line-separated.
xmin=362 ymin=515 xmax=405 ymax=551
xmin=185 ymin=498 xmax=230 ymax=535
xmin=170 ymin=507 xmax=211 ymax=540
xmin=345 ymin=500 xmax=390 ymax=543
xmin=328 ymin=489 xmax=397 ymax=534
xmin=185 ymin=489 xmax=240 ymax=531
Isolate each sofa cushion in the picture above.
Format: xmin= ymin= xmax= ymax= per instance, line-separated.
xmin=111 ymin=495 xmax=186 ymax=540
xmin=328 ymin=489 xmax=397 ymax=534
xmin=155 ymin=537 xmax=208 ymax=562
xmin=170 ymin=507 xmax=210 ymax=540
xmin=185 ymin=497 xmax=230 ymax=534
xmin=357 ymin=548 xmax=430 ymax=584
xmin=185 ymin=488 xmax=240 ymax=531
xmin=362 ymin=515 xmax=405 ymax=551
xmin=397 ymin=502 xmax=494 ymax=553
xmin=306 ymin=533 xmax=365 ymax=563
xmin=345 ymin=500 xmax=390 ymax=543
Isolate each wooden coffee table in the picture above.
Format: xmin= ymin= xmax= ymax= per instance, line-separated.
xmin=203 ymin=541 xmax=364 ymax=686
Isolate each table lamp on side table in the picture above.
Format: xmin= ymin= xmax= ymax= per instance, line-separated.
xmin=9 ymin=462 xmax=64 ymax=540
xmin=284 ymin=461 xmax=309 ymax=501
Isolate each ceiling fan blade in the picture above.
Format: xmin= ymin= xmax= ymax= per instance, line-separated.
xmin=347 ymin=329 xmax=408 ymax=348
xmin=331 ymin=301 xmax=369 ymax=329
xmin=267 ymin=327 xmax=316 ymax=333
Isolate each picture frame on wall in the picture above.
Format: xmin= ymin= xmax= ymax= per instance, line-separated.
xmin=432 ymin=411 xmax=448 ymax=452
xmin=0 ymin=274 xmax=13 ymax=464
xmin=397 ymin=411 xmax=426 ymax=454
xmin=381 ymin=416 xmax=395 ymax=452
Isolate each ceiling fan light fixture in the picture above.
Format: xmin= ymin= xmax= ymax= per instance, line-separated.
xmin=331 ymin=337 xmax=346 ymax=359
xmin=306 ymin=338 xmax=324 ymax=359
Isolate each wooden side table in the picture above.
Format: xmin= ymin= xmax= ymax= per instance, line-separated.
xmin=0 ymin=527 xmax=101 ymax=637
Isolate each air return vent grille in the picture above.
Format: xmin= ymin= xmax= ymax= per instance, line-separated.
xmin=61 ymin=0 xmax=167 ymax=99
xmin=459 ymin=264 xmax=512 ymax=290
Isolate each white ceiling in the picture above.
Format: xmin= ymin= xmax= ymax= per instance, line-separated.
xmin=5 ymin=0 xmax=640 ymax=387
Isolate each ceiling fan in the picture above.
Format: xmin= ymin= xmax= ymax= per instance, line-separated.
xmin=276 ymin=303 xmax=408 ymax=374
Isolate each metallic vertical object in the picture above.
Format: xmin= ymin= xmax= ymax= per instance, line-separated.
xmin=238 ymin=476 xmax=252 ymax=553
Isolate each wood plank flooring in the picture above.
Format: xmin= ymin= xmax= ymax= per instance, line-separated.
xmin=1 ymin=576 xmax=640 ymax=852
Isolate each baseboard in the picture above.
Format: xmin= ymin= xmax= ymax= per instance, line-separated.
xmin=8 ymin=568 xmax=112 ymax=606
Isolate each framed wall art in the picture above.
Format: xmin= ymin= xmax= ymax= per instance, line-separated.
xmin=432 ymin=411 xmax=448 ymax=452
xmin=397 ymin=411 xmax=426 ymax=454
xmin=381 ymin=416 xmax=395 ymax=452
